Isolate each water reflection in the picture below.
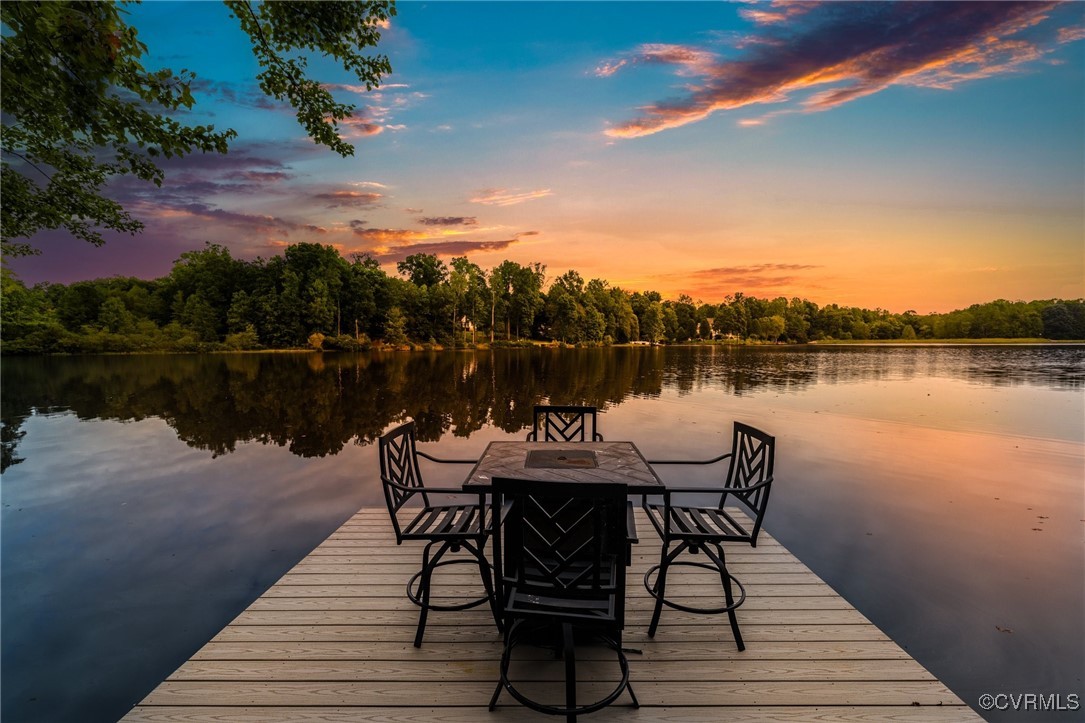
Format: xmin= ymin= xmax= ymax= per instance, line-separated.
xmin=3 ymin=345 xmax=1083 ymax=472
xmin=2 ymin=345 xmax=1082 ymax=722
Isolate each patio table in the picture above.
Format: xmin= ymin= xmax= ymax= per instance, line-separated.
xmin=462 ymin=440 xmax=664 ymax=494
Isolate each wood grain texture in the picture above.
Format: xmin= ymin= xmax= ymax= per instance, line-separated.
xmin=123 ymin=508 xmax=980 ymax=721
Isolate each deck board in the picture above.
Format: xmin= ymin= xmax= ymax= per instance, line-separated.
xmin=124 ymin=508 xmax=980 ymax=721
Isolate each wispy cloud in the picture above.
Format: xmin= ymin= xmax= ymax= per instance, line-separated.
xmin=190 ymin=79 xmax=285 ymax=111
xmin=595 ymin=43 xmax=717 ymax=78
xmin=675 ymin=263 xmax=822 ymax=296
xmin=737 ymin=0 xmax=817 ymax=27
xmin=313 ymin=191 xmax=384 ymax=208
xmin=419 ymin=216 xmax=478 ymax=226
xmin=601 ymin=2 xmax=1073 ymax=138
xmin=140 ymin=203 xmax=326 ymax=236
xmin=351 ymin=227 xmax=432 ymax=244
xmin=470 ymin=187 xmax=554 ymax=206
xmin=372 ymin=238 xmax=521 ymax=264
xmin=339 ymin=114 xmax=383 ymax=138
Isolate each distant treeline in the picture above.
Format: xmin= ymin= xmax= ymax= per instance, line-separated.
xmin=2 ymin=242 xmax=1084 ymax=353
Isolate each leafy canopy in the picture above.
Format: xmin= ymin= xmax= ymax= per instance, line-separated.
xmin=0 ymin=0 xmax=395 ymax=256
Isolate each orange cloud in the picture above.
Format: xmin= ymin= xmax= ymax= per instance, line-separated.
xmin=373 ymin=238 xmax=521 ymax=264
xmin=738 ymin=1 xmax=817 ymax=26
xmin=602 ymin=3 xmax=1068 ymax=138
xmin=672 ymin=263 xmax=822 ymax=299
xmin=339 ymin=115 xmax=383 ymax=138
xmin=351 ymin=227 xmax=432 ymax=244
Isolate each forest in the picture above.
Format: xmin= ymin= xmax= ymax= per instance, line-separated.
xmin=2 ymin=242 xmax=1083 ymax=353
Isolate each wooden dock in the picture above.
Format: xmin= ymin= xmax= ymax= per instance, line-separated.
xmin=125 ymin=508 xmax=980 ymax=721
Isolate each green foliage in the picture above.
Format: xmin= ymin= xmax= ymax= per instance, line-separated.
xmin=225 ymin=0 xmax=394 ymax=157
xmin=224 ymin=325 xmax=261 ymax=351
xmin=383 ymin=306 xmax=409 ymax=347
xmin=1 ymin=1 xmax=394 ymax=256
xmin=2 ymin=244 xmax=1083 ymax=354
xmin=397 ymin=253 xmax=448 ymax=288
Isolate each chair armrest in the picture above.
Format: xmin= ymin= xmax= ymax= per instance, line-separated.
xmin=383 ymin=479 xmax=478 ymax=496
xmin=419 ymin=485 xmax=483 ymax=495
xmin=417 ymin=449 xmax=479 ymax=465
xmin=646 ymin=452 xmax=732 ymax=465
xmin=652 ymin=477 xmax=774 ymax=497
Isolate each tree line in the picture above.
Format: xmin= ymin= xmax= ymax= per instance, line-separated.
xmin=2 ymin=242 xmax=1083 ymax=353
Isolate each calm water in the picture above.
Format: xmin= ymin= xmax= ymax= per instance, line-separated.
xmin=2 ymin=346 xmax=1083 ymax=722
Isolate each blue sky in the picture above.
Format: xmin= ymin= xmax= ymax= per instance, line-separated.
xmin=11 ymin=1 xmax=1085 ymax=313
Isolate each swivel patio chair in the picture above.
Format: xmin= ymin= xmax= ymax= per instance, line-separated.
xmin=527 ymin=405 xmax=604 ymax=442
xmin=642 ymin=422 xmax=775 ymax=649
xmin=526 ymin=404 xmax=640 ymax=565
xmin=379 ymin=421 xmax=500 ymax=647
xmin=488 ymin=477 xmax=638 ymax=722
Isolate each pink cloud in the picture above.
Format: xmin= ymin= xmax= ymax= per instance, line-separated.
xmin=470 ymin=188 xmax=554 ymax=206
xmin=313 ymin=191 xmax=384 ymax=208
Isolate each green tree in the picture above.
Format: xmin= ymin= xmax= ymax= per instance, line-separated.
xmin=451 ymin=256 xmax=486 ymax=344
xmin=640 ymin=301 xmax=665 ymax=343
xmin=1 ymin=0 xmax=395 ymax=256
xmin=97 ymin=296 xmax=134 ymax=333
xmin=510 ymin=262 xmax=545 ymax=339
xmin=1042 ymin=301 xmax=1085 ymax=339
xmin=283 ymin=243 xmax=347 ymax=334
xmin=397 ymin=253 xmax=448 ymax=288
xmin=754 ymin=315 xmax=786 ymax=343
xmin=488 ymin=261 xmax=517 ymax=342
xmin=384 ymin=306 xmax=409 ymax=346
xmin=343 ymin=253 xmax=389 ymax=340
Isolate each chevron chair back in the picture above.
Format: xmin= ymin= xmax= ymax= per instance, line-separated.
xmin=527 ymin=405 xmax=603 ymax=442
xmin=720 ymin=422 xmax=775 ymax=544
xmin=379 ymin=422 xmax=428 ymax=539
xmin=493 ymin=478 xmax=628 ymax=626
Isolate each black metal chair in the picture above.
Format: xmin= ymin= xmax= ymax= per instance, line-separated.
xmin=378 ymin=421 xmax=500 ymax=647
xmin=642 ymin=422 xmax=775 ymax=648
xmin=526 ymin=405 xmax=639 ymax=566
xmin=488 ymin=477 xmax=638 ymax=722
xmin=527 ymin=405 xmax=604 ymax=442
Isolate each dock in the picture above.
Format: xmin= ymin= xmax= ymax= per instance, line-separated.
xmin=124 ymin=507 xmax=980 ymax=721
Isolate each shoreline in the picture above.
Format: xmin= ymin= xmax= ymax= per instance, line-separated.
xmin=3 ymin=337 xmax=1084 ymax=356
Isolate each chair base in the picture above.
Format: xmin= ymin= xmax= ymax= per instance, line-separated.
xmin=489 ymin=619 xmax=638 ymax=722
xmin=643 ymin=543 xmax=747 ymax=649
xmin=643 ymin=560 xmax=747 ymax=615
xmin=406 ymin=557 xmax=494 ymax=612
xmin=406 ymin=539 xmax=499 ymax=647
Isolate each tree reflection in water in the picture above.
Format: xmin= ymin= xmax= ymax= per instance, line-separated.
xmin=3 ymin=345 xmax=1082 ymax=472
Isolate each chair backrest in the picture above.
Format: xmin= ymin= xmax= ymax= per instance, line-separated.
xmin=493 ymin=477 xmax=628 ymax=624
xmin=379 ymin=421 xmax=427 ymax=540
xmin=527 ymin=405 xmax=603 ymax=442
xmin=722 ymin=422 xmax=775 ymax=544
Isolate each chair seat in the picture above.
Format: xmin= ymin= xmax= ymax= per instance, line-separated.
xmin=401 ymin=503 xmax=487 ymax=540
xmin=644 ymin=502 xmax=752 ymax=542
xmin=505 ymin=584 xmax=618 ymax=623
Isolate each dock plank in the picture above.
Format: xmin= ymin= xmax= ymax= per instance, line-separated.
xmin=124 ymin=508 xmax=980 ymax=721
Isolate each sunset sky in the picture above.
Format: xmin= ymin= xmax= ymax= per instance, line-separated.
xmin=10 ymin=1 xmax=1085 ymax=313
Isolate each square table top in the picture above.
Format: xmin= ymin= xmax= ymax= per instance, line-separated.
xmin=463 ymin=440 xmax=664 ymax=494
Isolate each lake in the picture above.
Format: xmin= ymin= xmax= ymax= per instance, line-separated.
xmin=2 ymin=345 xmax=1082 ymax=722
